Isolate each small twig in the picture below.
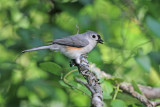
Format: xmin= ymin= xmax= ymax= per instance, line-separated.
xmin=113 ymin=84 xmax=120 ymax=100
xmin=64 ymin=69 xmax=77 ymax=83
xmin=76 ymin=24 xmax=79 ymax=34
xmin=63 ymin=69 xmax=90 ymax=96
xmin=75 ymin=78 xmax=95 ymax=94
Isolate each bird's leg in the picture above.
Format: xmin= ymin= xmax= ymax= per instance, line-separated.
xmin=81 ymin=54 xmax=88 ymax=64
xmin=69 ymin=54 xmax=88 ymax=67
xmin=70 ymin=59 xmax=74 ymax=67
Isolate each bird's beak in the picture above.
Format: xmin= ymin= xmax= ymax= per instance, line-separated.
xmin=97 ymin=38 xmax=104 ymax=44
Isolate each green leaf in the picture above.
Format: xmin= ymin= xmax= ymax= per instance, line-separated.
xmin=148 ymin=68 xmax=160 ymax=86
xmin=88 ymin=48 xmax=102 ymax=67
xmin=59 ymin=80 xmax=71 ymax=88
xmin=102 ymin=80 xmax=113 ymax=99
xmin=111 ymin=99 xmax=127 ymax=107
xmin=76 ymin=83 xmax=91 ymax=96
xmin=134 ymin=55 xmax=151 ymax=72
xmin=131 ymin=80 xmax=142 ymax=95
xmin=117 ymin=93 xmax=142 ymax=106
xmin=39 ymin=62 xmax=62 ymax=76
xmin=107 ymin=77 xmax=124 ymax=84
xmin=146 ymin=16 xmax=160 ymax=38
xmin=149 ymin=52 xmax=160 ymax=64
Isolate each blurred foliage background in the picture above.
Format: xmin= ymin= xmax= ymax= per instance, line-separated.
xmin=0 ymin=0 xmax=160 ymax=107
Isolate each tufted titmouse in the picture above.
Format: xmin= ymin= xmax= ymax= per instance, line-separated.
xmin=22 ymin=31 xmax=104 ymax=64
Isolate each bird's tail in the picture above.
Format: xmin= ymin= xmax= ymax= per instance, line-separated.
xmin=22 ymin=45 xmax=51 ymax=53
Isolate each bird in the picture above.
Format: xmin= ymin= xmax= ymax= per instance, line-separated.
xmin=22 ymin=31 xmax=104 ymax=65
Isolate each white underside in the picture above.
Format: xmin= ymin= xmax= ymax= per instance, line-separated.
xmin=50 ymin=41 xmax=97 ymax=64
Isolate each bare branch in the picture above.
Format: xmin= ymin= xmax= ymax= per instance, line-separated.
xmin=151 ymin=101 xmax=160 ymax=107
xmin=119 ymin=83 xmax=153 ymax=107
xmin=138 ymin=85 xmax=160 ymax=99
xmin=90 ymin=64 xmax=160 ymax=107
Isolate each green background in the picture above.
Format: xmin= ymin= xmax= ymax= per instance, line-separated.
xmin=0 ymin=0 xmax=160 ymax=106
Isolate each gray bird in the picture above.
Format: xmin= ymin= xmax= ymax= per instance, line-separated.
xmin=22 ymin=31 xmax=104 ymax=64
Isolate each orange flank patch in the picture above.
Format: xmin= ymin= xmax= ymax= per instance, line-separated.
xmin=67 ymin=46 xmax=81 ymax=50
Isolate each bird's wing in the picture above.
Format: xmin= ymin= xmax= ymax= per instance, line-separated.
xmin=52 ymin=35 xmax=89 ymax=47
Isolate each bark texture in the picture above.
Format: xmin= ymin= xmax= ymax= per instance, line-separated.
xmin=76 ymin=55 xmax=103 ymax=107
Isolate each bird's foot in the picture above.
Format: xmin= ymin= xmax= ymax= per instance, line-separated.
xmin=70 ymin=59 xmax=79 ymax=67
xmin=81 ymin=54 xmax=88 ymax=58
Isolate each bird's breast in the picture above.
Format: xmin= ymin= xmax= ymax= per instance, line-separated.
xmin=59 ymin=46 xmax=82 ymax=59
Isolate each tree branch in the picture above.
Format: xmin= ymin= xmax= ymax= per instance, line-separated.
xmin=119 ymin=83 xmax=160 ymax=107
xmin=75 ymin=55 xmax=103 ymax=107
xmin=138 ymin=85 xmax=160 ymax=99
xmin=119 ymin=83 xmax=153 ymax=107
xmin=90 ymin=64 xmax=160 ymax=107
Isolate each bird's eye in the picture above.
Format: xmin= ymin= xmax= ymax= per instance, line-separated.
xmin=92 ymin=35 xmax=96 ymax=38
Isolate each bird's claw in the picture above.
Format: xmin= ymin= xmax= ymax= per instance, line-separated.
xmin=70 ymin=59 xmax=79 ymax=67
